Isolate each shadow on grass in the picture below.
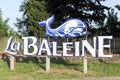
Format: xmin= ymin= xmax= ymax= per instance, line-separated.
xmin=15 ymin=56 xmax=46 ymax=70
xmin=2 ymin=55 xmax=83 ymax=72
xmin=48 ymin=57 xmax=83 ymax=72
xmin=2 ymin=54 xmax=10 ymax=69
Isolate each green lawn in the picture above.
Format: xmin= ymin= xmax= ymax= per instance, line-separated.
xmin=0 ymin=37 xmax=8 ymax=52
xmin=0 ymin=57 xmax=120 ymax=80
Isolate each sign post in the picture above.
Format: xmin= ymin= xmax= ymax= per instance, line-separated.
xmin=10 ymin=55 xmax=16 ymax=70
xmin=10 ymin=37 xmax=16 ymax=70
xmin=46 ymin=56 xmax=50 ymax=71
xmin=83 ymin=56 xmax=87 ymax=73
xmin=84 ymin=28 xmax=88 ymax=74
xmin=46 ymin=37 xmax=50 ymax=71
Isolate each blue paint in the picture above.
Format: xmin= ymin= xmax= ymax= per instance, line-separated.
xmin=39 ymin=15 xmax=89 ymax=38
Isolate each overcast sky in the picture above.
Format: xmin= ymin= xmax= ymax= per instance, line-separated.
xmin=0 ymin=0 xmax=119 ymax=31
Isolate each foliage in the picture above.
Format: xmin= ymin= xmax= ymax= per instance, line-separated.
xmin=45 ymin=0 xmax=109 ymax=29
xmin=0 ymin=37 xmax=9 ymax=52
xmin=7 ymin=28 xmax=16 ymax=36
xmin=14 ymin=18 xmax=28 ymax=36
xmin=16 ymin=0 xmax=50 ymax=37
xmin=0 ymin=9 xmax=14 ymax=38
xmin=0 ymin=10 xmax=9 ymax=38
xmin=17 ymin=0 xmax=109 ymax=37
xmin=115 ymin=5 xmax=120 ymax=10
xmin=104 ymin=9 xmax=120 ymax=37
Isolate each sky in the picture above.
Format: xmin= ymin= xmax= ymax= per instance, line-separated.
xmin=0 ymin=0 xmax=23 ymax=30
xmin=0 ymin=0 xmax=120 ymax=31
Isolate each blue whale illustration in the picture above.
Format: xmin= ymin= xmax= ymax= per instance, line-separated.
xmin=39 ymin=15 xmax=89 ymax=38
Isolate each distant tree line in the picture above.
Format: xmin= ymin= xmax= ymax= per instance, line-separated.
xmin=0 ymin=9 xmax=15 ymax=38
xmin=15 ymin=0 xmax=120 ymax=37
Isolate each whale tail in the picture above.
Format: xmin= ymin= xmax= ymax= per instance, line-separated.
xmin=47 ymin=15 xmax=55 ymax=25
xmin=39 ymin=21 xmax=46 ymax=27
xmin=39 ymin=15 xmax=55 ymax=27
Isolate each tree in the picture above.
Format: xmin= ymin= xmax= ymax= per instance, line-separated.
xmin=16 ymin=0 xmax=50 ymax=37
xmin=104 ymin=9 xmax=120 ymax=37
xmin=14 ymin=18 xmax=28 ymax=36
xmin=45 ymin=0 xmax=109 ymax=29
xmin=17 ymin=0 xmax=109 ymax=37
xmin=0 ymin=9 xmax=10 ymax=38
xmin=115 ymin=5 xmax=120 ymax=10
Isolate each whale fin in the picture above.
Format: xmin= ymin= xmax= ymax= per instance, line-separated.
xmin=39 ymin=21 xmax=46 ymax=27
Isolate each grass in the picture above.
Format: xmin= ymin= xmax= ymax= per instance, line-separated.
xmin=0 ymin=37 xmax=8 ymax=52
xmin=88 ymin=61 xmax=120 ymax=77
xmin=0 ymin=57 xmax=120 ymax=80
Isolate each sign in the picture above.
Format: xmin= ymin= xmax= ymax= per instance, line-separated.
xmin=4 ymin=15 xmax=113 ymax=58
xmin=4 ymin=36 xmax=113 ymax=58
xmin=39 ymin=15 xmax=89 ymax=38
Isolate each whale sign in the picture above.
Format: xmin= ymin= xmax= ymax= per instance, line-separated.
xmin=4 ymin=15 xmax=113 ymax=58
xmin=39 ymin=15 xmax=89 ymax=38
